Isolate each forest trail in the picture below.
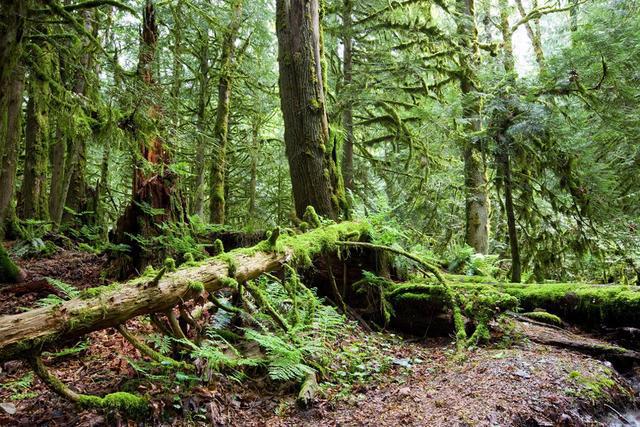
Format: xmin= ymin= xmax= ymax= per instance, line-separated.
xmin=1 ymin=251 xmax=637 ymax=426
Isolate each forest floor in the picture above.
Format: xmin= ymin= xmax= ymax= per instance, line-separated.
xmin=1 ymin=250 xmax=639 ymax=426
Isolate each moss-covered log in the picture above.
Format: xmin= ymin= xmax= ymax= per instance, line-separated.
xmin=497 ymin=282 xmax=640 ymax=328
xmin=0 ymin=221 xmax=370 ymax=362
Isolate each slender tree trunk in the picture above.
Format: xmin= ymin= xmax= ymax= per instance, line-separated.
xmin=248 ymin=120 xmax=260 ymax=222
xmin=497 ymin=0 xmax=521 ymax=282
xmin=497 ymin=134 xmax=521 ymax=282
xmin=192 ymin=32 xmax=211 ymax=217
xmin=514 ymin=0 xmax=544 ymax=69
xmin=457 ymin=0 xmax=491 ymax=254
xmin=209 ymin=0 xmax=243 ymax=224
xmin=341 ymin=0 xmax=354 ymax=193
xmin=276 ymin=0 xmax=346 ymax=220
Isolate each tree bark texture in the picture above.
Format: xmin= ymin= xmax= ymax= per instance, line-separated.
xmin=276 ymin=0 xmax=346 ymax=220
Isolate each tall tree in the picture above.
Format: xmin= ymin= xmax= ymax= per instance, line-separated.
xmin=111 ymin=0 xmax=185 ymax=277
xmin=275 ymin=0 xmax=346 ymax=220
xmin=209 ymin=0 xmax=244 ymax=224
xmin=457 ymin=0 xmax=491 ymax=254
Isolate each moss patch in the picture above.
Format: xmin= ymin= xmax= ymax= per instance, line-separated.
xmin=522 ymin=311 xmax=563 ymax=326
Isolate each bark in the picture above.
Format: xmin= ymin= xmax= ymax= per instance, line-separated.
xmin=0 ymin=222 xmax=367 ymax=362
xmin=0 ymin=0 xmax=27 ymax=235
xmin=209 ymin=0 xmax=243 ymax=224
xmin=248 ymin=120 xmax=260 ymax=221
xmin=20 ymin=40 xmax=53 ymax=221
xmin=0 ymin=66 xmax=25 ymax=236
xmin=191 ymin=30 xmax=211 ymax=217
xmin=498 ymin=0 xmax=515 ymax=75
xmin=457 ymin=0 xmax=491 ymax=254
xmin=276 ymin=0 xmax=346 ymax=220
xmin=497 ymin=0 xmax=521 ymax=282
xmin=50 ymin=8 xmax=93 ymax=226
xmin=341 ymin=0 xmax=354 ymax=192
xmin=111 ymin=0 xmax=185 ymax=278
xmin=497 ymin=134 xmax=521 ymax=282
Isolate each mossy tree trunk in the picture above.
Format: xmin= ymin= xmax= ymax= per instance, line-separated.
xmin=209 ymin=0 xmax=244 ymax=225
xmin=340 ymin=0 xmax=354 ymax=193
xmin=0 ymin=0 xmax=27 ymax=237
xmin=457 ymin=0 xmax=491 ymax=255
xmin=497 ymin=0 xmax=521 ymax=282
xmin=191 ymin=27 xmax=212 ymax=218
xmin=276 ymin=0 xmax=347 ymax=220
xmin=111 ymin=0 xmax=185 ymax=278
xmin=0 ymin=66 xmax=24 ymax=238
xmin=19 ymin=39 xmax=53 ymax=221
xmin=0 ymin=245 xmax=23 ymax=284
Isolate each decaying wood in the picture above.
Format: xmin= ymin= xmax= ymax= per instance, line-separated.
xmin=0 ymin=222 xmax=368 ymax=362
xmin=516 ymin=321 xmax=640 ymax=365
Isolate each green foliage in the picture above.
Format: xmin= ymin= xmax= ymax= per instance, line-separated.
xmin=37 ymin=278 xmax=80 ymax=307
xmin=445 ymin=244 xmax=500 ymax=278
xmin=0 ymin=373 xmax=37 ymax=401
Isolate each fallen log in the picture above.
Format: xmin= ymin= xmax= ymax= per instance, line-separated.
xmin=515 ymin=321 xmax=640 ymax=367
xmin=0 ymin=221 xmax=370 ymax=363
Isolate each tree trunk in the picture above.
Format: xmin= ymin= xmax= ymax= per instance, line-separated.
xmin=497 ymin=135 xmax=521 ymax=282
xmin=457 ymin=0 xmax=491 ymax=254
xmin=341 ymin=0 xmax=354 ymax=193
xmin=248 ymin=119 xmax=260 ymax=222
xmin=497 ymin=0 xmax=521 ymax=282
xmin=0 ymin=66 xmax=24 ymax=237
xmin=20 ymin=40 xmax=53 ymax=221
xmin=514 ymin=0 xmax=544 ymax=70
xmin=111 ymin=0 xmax=185 ymax=278
xmin=276 ymin=0 xmax=346 ymax=220
xmin=209 ymin=0 xmax=243 ymax=225
xmin=191 ymin=32 xmax=211 ymax=217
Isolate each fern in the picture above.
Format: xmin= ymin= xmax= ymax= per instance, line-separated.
xmin=243 ymin=329 xmax=315 ymax=382
xmin=37 ymin=278 xmax=79 ymax=307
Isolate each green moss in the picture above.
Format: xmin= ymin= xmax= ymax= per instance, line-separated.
xmin=188 ymin=281 xmax=205 ymax=293
xmin=0 ymin=245 xmax=21 ymax=283
xmin=78 ymin=392 xmax=148 ymax=417
xmin=79 ymin=282 xmax=123 ymax=300
xmin=164 ymin=257 xmax=176 ymax=272
xmin=218 ymin=253 xmax=238 ymax=277
xmin=220 ymin=276 xmax=238 ymax=288
xmin=522 ymin=311 xmax=563 ymax=326
xmin=212 ymin=239 xmax=224 ymax=256
xmin=498 ymin=283 xmax=640 ymax=327
xmin=302 ymin=206 xmax=321 ymax=229
xmin=567 ymin=369 xmax=617 ymax=403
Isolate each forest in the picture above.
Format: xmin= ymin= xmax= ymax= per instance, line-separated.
xmin=0 ymin=0 xmax=639 ymax=425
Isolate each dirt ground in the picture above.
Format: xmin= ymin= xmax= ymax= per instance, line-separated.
xmin=0 ymin=250 xmax=638 ymax=426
